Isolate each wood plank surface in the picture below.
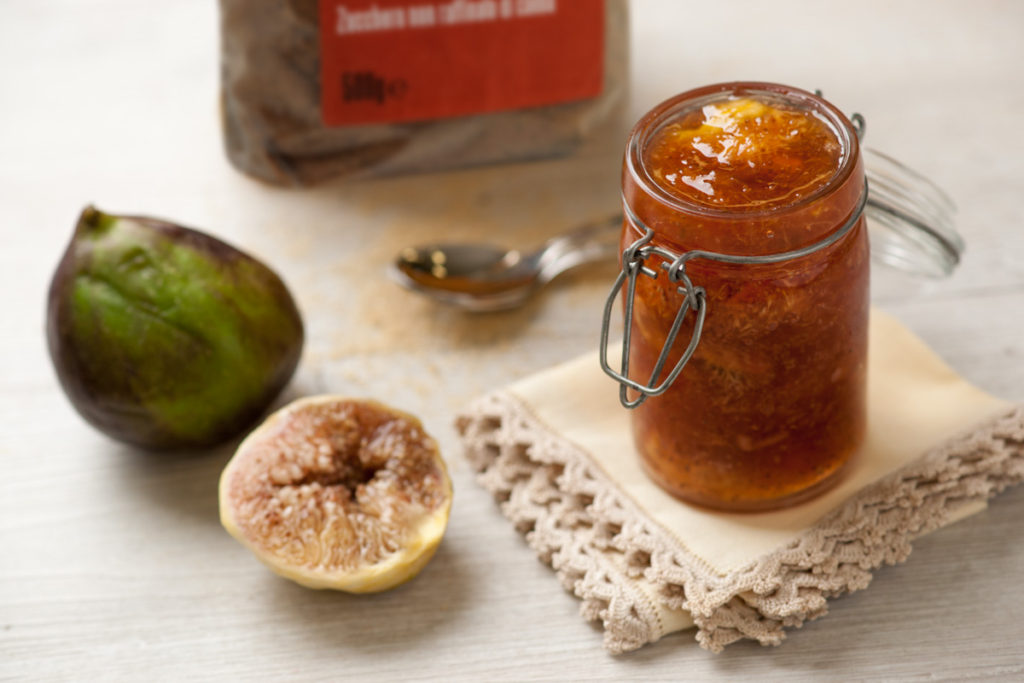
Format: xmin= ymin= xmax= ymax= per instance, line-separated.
xmin=2 ymin=1 xmax=1023 ymax=680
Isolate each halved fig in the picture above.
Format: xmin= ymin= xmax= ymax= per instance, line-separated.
xmin=219 ymin=396 xmax=452 ymax=592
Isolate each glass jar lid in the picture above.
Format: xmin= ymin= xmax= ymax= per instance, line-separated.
xmin=863 ymin=146 xmax=964 ymax=278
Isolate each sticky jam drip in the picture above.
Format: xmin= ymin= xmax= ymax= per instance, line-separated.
xmin=645 ymin=96 xmax=843 ymax=210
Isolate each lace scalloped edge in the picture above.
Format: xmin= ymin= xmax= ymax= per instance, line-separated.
xmin=455 ymin=394 xmax=1024 ymax=654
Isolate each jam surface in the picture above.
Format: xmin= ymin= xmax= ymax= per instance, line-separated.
xmin=623 ymin=86 xmax=868 ymax=511
xmin=644 ymin=96 xmax=843 ymax=211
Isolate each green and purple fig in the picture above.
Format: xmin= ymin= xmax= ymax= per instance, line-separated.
xmin=46 ymin=207 xmax=304 ymax=450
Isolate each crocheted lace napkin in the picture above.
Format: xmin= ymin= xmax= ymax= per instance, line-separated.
xmin=456 ymin=310 xmax=1024 ymax=653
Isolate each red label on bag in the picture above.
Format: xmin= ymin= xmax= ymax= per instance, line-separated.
xmin=319 ymin=0 xmax=605 ymax=126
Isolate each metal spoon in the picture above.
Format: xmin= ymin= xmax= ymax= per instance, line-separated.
xmin=390 ymin=214 xmax=622 ymax=312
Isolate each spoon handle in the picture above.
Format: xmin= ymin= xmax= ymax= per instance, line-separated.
xmin=536 ymin=213 xmax=623 ymax=282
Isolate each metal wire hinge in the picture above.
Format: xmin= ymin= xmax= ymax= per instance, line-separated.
xmin=600 ymin=187 xmax=869 ymax=409
xmin=598 ymin=227 xmax=707 ymax=409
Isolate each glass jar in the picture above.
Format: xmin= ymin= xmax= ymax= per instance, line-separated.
xmin=603 ymin=82 xmax=869 ymax=512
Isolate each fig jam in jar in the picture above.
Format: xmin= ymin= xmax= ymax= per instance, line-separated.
xmin=605 ymin=82 xmax=869 ymax=512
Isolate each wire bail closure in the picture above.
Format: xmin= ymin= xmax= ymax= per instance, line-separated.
xmin=599 ymin=186 xmax=869 ymax=410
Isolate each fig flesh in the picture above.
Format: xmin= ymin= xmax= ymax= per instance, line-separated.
xmin=219 ymin=396 xmax=453 ymax=593
xmin=46 ymin=206 xmax=304 ymax=449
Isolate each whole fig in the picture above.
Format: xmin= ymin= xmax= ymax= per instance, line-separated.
xmin=47 ymin=206 xmax=304 ymax=450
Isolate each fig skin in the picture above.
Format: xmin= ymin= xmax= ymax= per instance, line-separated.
xmin=46 ymin=206 xmax=304 ymax=450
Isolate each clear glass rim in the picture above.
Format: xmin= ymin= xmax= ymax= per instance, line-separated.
xmin=625 ymin=82 xmax=860 ymax=220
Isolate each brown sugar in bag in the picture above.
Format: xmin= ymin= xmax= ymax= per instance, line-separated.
xmin=219 ymin=0 xmax=629 ymax=186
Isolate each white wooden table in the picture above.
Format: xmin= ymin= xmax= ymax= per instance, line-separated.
xmin=3 ymin=1 xmax=1023 ymax=680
